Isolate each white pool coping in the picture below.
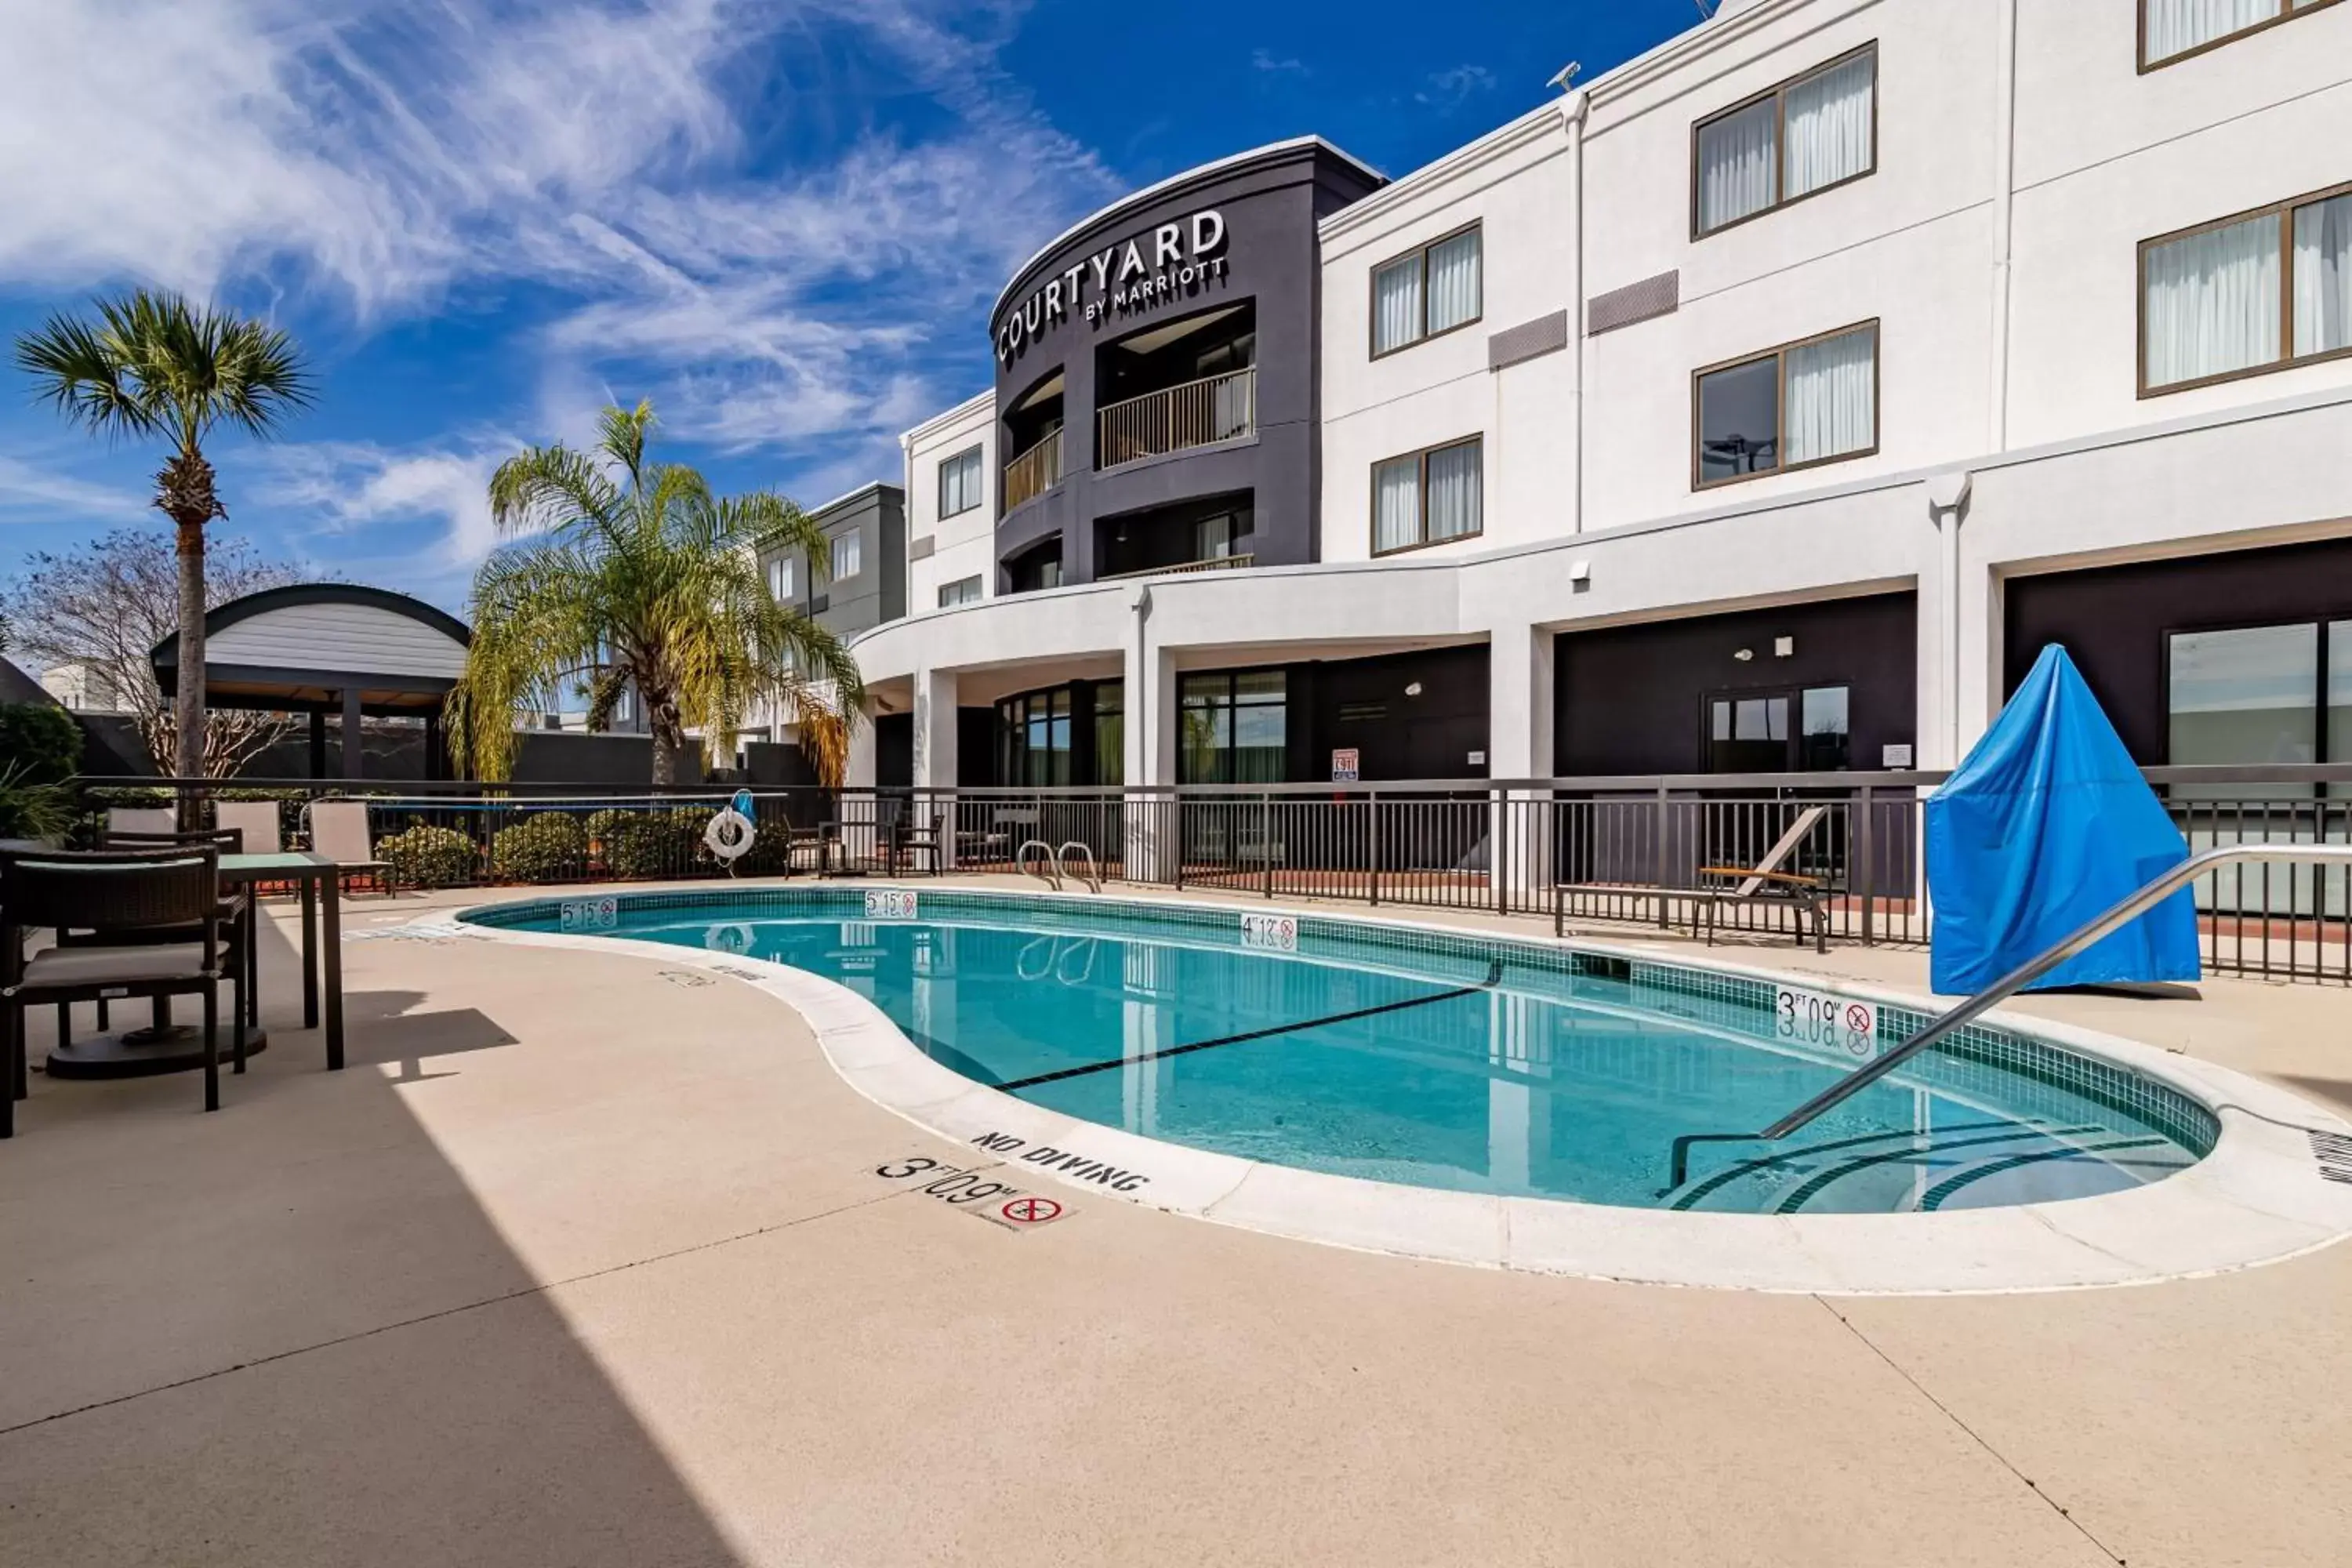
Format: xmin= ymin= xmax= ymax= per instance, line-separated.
xmin=438 ymin=885 xmax=2352 ymax=1296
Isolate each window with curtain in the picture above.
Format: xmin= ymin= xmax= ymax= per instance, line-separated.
xmin=1694 ymin=45 xmax=1876 ymax=237
xmin=1696 ymin=322 xmax=1877 ymax=488
xmin=937 ymin=445 xmax=983 ymax=517
xmin=2143 ymin=0 xmax=2336 ymax=68
xmin=1370 ymin=437 xmax=1483 ymax=554
xmin=830 ymin=530 xmax=862 ymax=580
xmin=1370 ymin=225 xmax=1483 ymax=356
xmin=2144 ymin=183 xmax=2352 ymax=393
xmin=937 ymin=575 xmax=982 ymax=608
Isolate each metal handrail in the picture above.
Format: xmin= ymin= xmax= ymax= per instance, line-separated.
xmin=1666 ymin=843 xmax=2352 ymax=1191
xmin=1015 ymin=838 xmax=1062 ymax=891
xmin=1058 ymin=840 xmax=1104 ymax=894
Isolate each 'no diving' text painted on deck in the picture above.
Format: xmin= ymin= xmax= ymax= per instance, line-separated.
xmin=970 ymin=1131 xmax=1155 ymax=1193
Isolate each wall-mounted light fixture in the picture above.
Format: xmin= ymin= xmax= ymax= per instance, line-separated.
xmin=1404 ymin=681 xmax=1425 ymax=697
xmin=1733 ymin=648 xmax=1755 ymax=662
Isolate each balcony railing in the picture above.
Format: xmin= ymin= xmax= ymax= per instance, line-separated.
xmin=1099 ymin=553 xmax=1256 ymax=582
xmin=1097 ymin=366 xmax=1256 ymax=470
xmin=1002 ymin=427 xmax=1062 ymax=513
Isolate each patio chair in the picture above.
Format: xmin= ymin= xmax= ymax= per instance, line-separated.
xmin=308 ymin=800 xmax=395 ymax=895
xmin=214 ymin=800 xmax=284 ymax=855
xmin=1693 ymin=805 xmax=1834 ymax=953
xmin=106 ymin=806 xmax=178 ymax=839
xmin=85 ymin=825 xmax=255 ymax=1036
xmin=890 ymin=809 xmax=947 ymax=877
xmin=2 ymin=844 xmax=239 ymax=1135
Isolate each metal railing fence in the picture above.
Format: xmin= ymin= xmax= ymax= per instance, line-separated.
xmin=1095 ymin=366 xmax=1255 ymax=469
xmin=71 ymin=766 xmax=2352 ymax=981
xmin=1001 ymin=426 xmax=1062 ymax=512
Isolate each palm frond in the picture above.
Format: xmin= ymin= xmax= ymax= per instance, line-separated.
xmin=597 ymin=400 xmax=657 ymax=489
xmin=12 ymin=311 xmax=162 ymax=441
xmin=13 ymin=289 xmax=310 ymax=452
xmin=487 ymin=444 xmax=623 ymax=542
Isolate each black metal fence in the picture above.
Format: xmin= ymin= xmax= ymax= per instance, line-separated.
xmin=75 ymin=765 xmax=2352 ymax=982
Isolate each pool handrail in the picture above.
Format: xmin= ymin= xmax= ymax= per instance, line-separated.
xmin=1058 ymin=840 xmax=1105 ymax=895
xmin=1015 ymin=839 xmax=1062 ymax=891
xmin=1667 ymin=843 xmax=2352 ymax=1192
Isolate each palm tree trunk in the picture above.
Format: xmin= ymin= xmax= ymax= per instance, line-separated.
xmin=175 ymin=515 xmax=207 ymax=789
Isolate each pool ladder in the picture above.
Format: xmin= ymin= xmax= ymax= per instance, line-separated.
xmin=1665 ymin=843 xmax=2352 ymax=1191
xmin=1016 ymin=839 xmax=1104 ymax=895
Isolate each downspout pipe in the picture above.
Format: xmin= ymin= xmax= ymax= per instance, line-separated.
xmin=1555 ymin=78 xmax=1592 ymax=535
xmin=1987 ymin=0 xmax=2020 ymax=452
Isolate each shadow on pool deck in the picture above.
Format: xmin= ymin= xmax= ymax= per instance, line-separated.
xmin=0 ymin=926 xmax=752 ymax=1566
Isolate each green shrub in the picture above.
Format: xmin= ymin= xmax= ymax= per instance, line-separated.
xmin=378 ymin=824 xmax=478 ymax=888
xmin=0 ymin=764 xmax=71 ymax=840
xmin=492 ymin=811 xmax=589 ymax=883
xmin=0 ymin=702 xmax=84 ymax=785
xmin=587 ymin=806 xmax=710 ymax=879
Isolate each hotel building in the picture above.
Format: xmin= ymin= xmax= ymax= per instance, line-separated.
xmin=833 ymin=0 xmax=2352 ymax=806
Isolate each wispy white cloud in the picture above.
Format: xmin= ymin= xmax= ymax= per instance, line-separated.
xmin=1250 ymin=48 xmax=1308 ymax=77
xmin=0 ymin=0 xmax=1122 ymax=542
xmin=0 ymin=454 xmax=152 ymax=524
xmin=261 ymin=437 xmax=507 ymax=568
xmin=1416 ymin=64 xmax=1498 ymax=111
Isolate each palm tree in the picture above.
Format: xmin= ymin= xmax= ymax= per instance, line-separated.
xmin=13 ymin=291 xmax=311 ymax=782
xmin=448 ymin=401 xmax=862 ymax=785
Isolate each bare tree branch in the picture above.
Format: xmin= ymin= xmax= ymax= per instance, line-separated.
xmin=3 ymin=528 xmax=315 ymax=777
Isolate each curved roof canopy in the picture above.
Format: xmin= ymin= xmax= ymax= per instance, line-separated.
xmin=152 ymin=584 xmax=472 ymax=713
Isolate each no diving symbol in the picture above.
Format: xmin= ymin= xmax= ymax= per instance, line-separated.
xmin=1000 ymin=1196 xmax=1062 ymax=1225
xmin=1844 ymin=1004 xmax=1872 ymax=1034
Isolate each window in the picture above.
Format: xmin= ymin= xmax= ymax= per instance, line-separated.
xmin=1693 ymin=45 xmax=1876 ymax=238
xmin=1094 ymin=680 xmax=1124 ymax=787
xmin=2141 ymin=182 xmax=2352 ymax=394
xmin=996 ymin=688 xmax=1073 ymax=786
xmin=1694 ymin=321 xmax=1878 ymax=488
xmin=1371 ymin=437 xmax=1483 ymax=555
xmin=767 ymin=554 xmax=795 ymax=603
xmin=1180 ymin=670 xmax=1287 ymax=784
xmin=937 ymin=575 xmax=982 ymax=608
xmin=1705 ymin=684 xmax=1851 ymax=772
xmin=938 ymin=445 xmax=984 ymax=517
xmin=830 ymin=530 xmax=862 ymax=581
xmin=2168 ymin=620 xmax=2352 ymax=798
xmin=1370 ymin=225 xmax=1483 ymax=357
xmin=2142 ymin=0 xmax=2342 ymax=71
xmin=1193 ymin=509 xmax=1252 ymax=561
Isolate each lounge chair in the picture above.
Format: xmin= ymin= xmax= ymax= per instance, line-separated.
xmin=307 ymin=800 xmax=396 ymax=895
xmin=213 ymin=800 xmax=284 ymax=855
xmin=1693 ymin=805 xmax=1833 ymax=953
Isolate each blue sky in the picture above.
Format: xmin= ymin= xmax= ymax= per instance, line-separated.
xmin=0 ymin=0 xmax=1704 ymax=616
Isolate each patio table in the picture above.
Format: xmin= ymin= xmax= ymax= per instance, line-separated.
xmin=220 ymin=852 xmax=346 ymax=1071
xmin=18 ymin=847 xmax=347 ymax=1076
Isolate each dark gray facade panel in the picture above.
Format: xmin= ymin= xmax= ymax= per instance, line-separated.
xmin=1488 ymin=310 xmax=1571 ymax=370
xmin=765 ymin=484 xmax=906 ymax=641
xmin=1586 ymin=270 xmax=1680 ymax=336
xmin=989 ymin=142 xmax=1383 ymax=589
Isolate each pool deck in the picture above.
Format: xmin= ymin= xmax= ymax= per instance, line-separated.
xmin=2 ymin=876 xmax=2348 ymax=1566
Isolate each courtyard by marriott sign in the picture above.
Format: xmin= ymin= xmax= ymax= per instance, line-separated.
xmin=996 ymin=209 xmax=1229 ymax=365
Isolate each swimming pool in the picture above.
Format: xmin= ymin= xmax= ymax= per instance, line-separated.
xmin=464 ymin=887 xmax=2217 ymax=1218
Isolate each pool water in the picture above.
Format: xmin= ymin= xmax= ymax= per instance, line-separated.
xmin=490 ymin=899 xmax=2211 ymax=1215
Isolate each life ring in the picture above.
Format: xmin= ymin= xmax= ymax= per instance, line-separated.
xmin=704 ymin=806 xmax=757 ymax=863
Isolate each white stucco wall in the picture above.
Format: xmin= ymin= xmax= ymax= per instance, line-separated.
xmin=902 ymin=391 xmax=996 ymax=615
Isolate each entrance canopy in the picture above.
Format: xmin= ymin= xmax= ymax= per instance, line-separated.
xmin=152 ymin=584 xmax=472 ymax=779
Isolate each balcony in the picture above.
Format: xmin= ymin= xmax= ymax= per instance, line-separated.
xmin=1096 ymin=367 xmax=1255 ymax=470
xmin=1003 ymin=426 xmax=1062 ymax=513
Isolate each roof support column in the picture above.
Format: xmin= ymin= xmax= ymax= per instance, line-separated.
xmin=342 ymin=687 xmax=364 ymax=781
xmin=309 ymin=710 xmax=327 ymax=779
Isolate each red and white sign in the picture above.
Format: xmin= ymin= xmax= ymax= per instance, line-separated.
xmin=1330 ymin=748 xmax=1359 ymax=783
xmin=1241 ymin=913 xmax=1299 ymax=953
xmin=997 ymin=1196 xmax=1064 ymax=1226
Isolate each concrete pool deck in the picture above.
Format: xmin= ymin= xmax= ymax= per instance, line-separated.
xmin=2 ymin=878 xmax=2348 ymax=1566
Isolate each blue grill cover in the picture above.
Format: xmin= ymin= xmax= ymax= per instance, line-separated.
xmin=1928 ymin=644 xmax=2199 ymax=993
